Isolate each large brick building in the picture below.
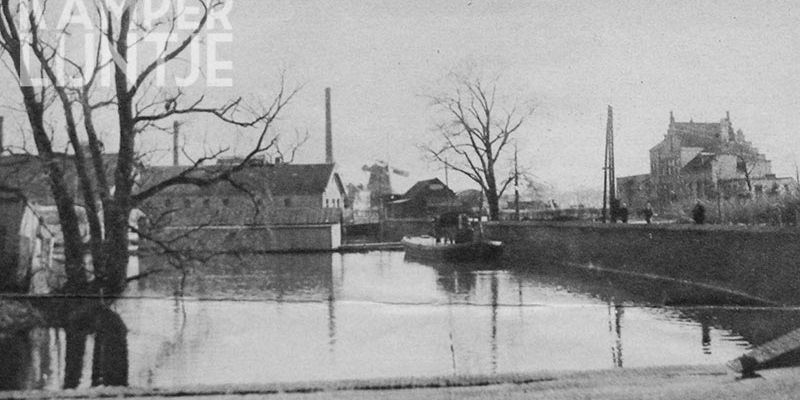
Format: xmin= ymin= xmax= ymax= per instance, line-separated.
xmin=618 ymin=112 xmax=796 ymax=211
xmin=139 ymin=160 xmax=348 ymax=251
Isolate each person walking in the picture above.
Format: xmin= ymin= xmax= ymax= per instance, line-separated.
xmin=692 ymin=200 xmax=706 ymax=225
xmin=619 ymin=202 xmax=629 ymax=223
xmin=643 ymin=202 xmax=654 ymax=224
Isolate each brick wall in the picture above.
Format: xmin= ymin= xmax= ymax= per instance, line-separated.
xmin=485 ymin=221 xmax=800 ymax=305
xmin=149 ymin=224 xmax=340 ymax=253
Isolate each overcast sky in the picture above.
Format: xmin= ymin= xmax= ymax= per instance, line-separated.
xmin=3 ymin=0 xmax=799 ymax=198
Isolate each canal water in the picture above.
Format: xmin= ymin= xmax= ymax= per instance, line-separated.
xmin=4 ymin=251 xmax=800 ymax=391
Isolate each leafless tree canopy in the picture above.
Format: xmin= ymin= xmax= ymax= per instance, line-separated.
xmin=725 ymin=141 xmax=762 ymax=194
xmin=424 ymin=73 xmax=534 ymax=220
xmin=0 ymin=0 xmax=298 ymax=295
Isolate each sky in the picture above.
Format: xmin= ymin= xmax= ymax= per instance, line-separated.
xmin=2 ymin=0 xmax=799 ymax=201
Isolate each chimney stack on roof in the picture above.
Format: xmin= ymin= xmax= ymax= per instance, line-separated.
xmin=325 ymin=87 xmax=333 ymax=164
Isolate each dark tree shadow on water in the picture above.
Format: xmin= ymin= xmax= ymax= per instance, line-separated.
xmin=0 ymin=332 xmax=33 ymax=390
xmin=0 ymin=301 xmax=128 ymax=391
xmin=65 ymin=304 xmax=129 ymax=389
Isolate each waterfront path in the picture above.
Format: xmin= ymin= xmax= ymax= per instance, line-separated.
xmin=10 ymin=365 xmax=800 ymax=400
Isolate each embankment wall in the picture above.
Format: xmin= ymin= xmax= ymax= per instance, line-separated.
xmin=485 ymin=221 xmax=800 ymax=305
xmin=380 ymin=219 xmax=431 ymax=242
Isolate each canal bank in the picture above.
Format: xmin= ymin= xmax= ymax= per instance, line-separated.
xmin=485 ymin=221 xmax=800 ymax=306
xmin=7 ymin=365 xmax=800 ymax=400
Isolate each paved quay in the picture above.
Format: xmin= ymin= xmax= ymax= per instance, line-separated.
xmin=7 ymin=365 xmax=800 ymax=400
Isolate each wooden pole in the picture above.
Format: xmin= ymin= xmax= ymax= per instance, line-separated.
xmin=602 ymin=106 xmax=615 ymax=223
xmin=514 ymin=143 xmax=520 ymax=221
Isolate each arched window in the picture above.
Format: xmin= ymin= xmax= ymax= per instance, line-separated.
xmin=325 ymin=199 xmax=329 ymax=208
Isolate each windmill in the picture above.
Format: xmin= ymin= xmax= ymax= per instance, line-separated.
xmin=361 ymin=160 xmax=410 ymax=208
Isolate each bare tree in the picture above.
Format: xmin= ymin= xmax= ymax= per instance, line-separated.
xmin=0 ymin=0 xmax=296 ymax=296
xmin=424 ymin=73 xmax=534 ymax=220
xmin=725 ymin=141 xmax=763 ymax=195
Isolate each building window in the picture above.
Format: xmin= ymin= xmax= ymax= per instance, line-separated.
xmin=284 ymin=198 xmax=292 ymax=207
xmin=165 ymin=199 xmax=172 ymax=208
xmin=325 ymin=198 xmax=330 ymax=208
xmin=336 ymin=199 xmax=340 ymax=208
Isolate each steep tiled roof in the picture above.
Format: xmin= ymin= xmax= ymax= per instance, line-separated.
xmin=264 ymin=164 xmax=336 ymax=196
xmin=404 ymin=178 xmax=455 ymax=199
xmin=138 ymin=165 xmax=273 ymax=197
xmin=669 ymin=119 xmax=736 ymax=152
xmin=0 ymin=153 xmax=118 ymax=205
xmin=138 ymin=163 xmax=338 ymax=198
xmin=671 ymin=122 xmax=722 ymax=138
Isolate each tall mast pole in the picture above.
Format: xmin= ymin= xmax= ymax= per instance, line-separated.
xmin=602 ymin=105 xmax=616 ymax=223
xmin=607 ymin=105 xmax=616 ymax=209
xmin=514 ymin=143 xmax=520 ymax=221
xmin=602 ymin=112 xmax=609 ymax=223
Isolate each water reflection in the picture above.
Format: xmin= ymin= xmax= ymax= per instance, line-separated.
xmin=607 ymin=303 xmax=624 ymax=368
xmin=7 ymin=251 xmax=800 ymax=391
xmin=0 ymin=302 xmax=127 ymax=391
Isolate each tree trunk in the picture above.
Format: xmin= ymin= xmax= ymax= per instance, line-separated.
xmin=484 ymin=162 xmax=500 ymax=221
xmin=19 ymin=87 xmax=88 ymax=293
xmin=63 ymin=327 xmax=87 ymax=389
xmin=91 ymin=307 xmax=128 ymax=387
xmin=100 ymin=206 xmax=131 ymax=296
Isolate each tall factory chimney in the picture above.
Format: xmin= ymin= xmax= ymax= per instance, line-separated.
xmin=325 ymin=87 xmax=333 ymax=164
xmin=173 ymin=121 xmax=180 ymax=166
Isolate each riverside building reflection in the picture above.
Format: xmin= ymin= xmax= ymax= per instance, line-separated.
xmin=3 ymin=251 xmax=800 ymax=391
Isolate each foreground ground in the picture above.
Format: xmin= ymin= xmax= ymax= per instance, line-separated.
xmin=7 ymin=364 xmax=800 ymax=400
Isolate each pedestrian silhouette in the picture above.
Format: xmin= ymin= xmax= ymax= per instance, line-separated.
xmin=643 ymin=202 xmax=654 ymax=224
xmin=692 ymin=200 xmax=705 ymax=224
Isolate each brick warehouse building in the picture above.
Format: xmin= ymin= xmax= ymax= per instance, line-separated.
xmin=618 ymin=112 xmax=796 ymax=212
xmin=139 ymin=160 xmax=347 ymax=252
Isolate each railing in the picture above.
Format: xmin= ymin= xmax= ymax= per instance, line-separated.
xmin=498 ymin=208 xmax=602 ymax=222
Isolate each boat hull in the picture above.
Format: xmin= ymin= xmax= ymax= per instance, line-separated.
xmin=402 ymin=236 xmax=503 ymax=262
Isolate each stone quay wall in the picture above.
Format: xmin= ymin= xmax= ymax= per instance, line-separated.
xmin=484 ymin=221 xmax=800 ymax=305
xmin=379 ymin=219 xmax=432 ymax=242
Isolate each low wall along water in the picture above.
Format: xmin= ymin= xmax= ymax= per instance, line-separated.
xmin=485 ymin=221 xmax=800 ymax=306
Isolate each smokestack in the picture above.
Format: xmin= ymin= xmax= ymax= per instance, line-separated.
xmin=325 ymin=87 xmax=333 ymax=164
xmin=173 ymin=121 xmax=180 ymax=166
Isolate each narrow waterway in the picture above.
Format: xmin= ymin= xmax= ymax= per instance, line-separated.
xmin=4 ymin=251 xmax=800 ymax=391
